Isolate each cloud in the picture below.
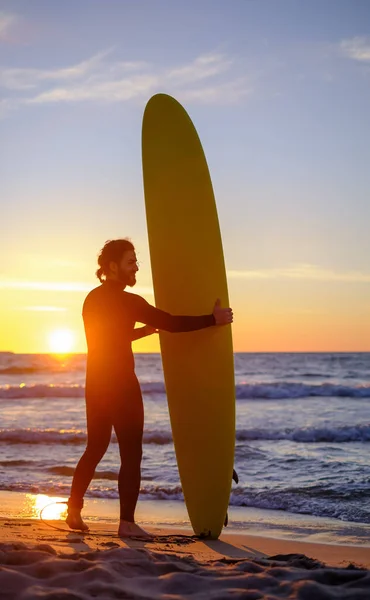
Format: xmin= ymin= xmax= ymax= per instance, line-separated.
xmin=340 ymin=37 xmax=370 ymax=62
xmin=0 ymin=11 xmax=17 ymax=41
xmin=166 ymin=53 xmax=233 ymax=84
xmin=227 ymin=264 xmax=370 ymax=283
xmin=0 ymin=49 xmax=251 ymax=116
xmin=28 ymin=74 xmax=159 ymax=104
xmin=0 ymin=49 xmax=124 ymax=91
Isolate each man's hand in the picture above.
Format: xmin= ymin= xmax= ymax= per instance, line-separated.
xmin=213 ymin=298 xmax=233 ymax=326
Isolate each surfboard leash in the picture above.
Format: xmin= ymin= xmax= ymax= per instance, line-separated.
xmin=39 ymin=501 xmax=101 ymax=535
xmin=39 ymin=467 xmax=240 ymax=537
xmin=39 ymin=501 xmax=198 ymax=543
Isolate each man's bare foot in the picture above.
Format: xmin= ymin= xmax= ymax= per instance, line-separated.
xmin=66 ymin=509 xmax=89 ymax=531
xmin=118 ymin=520 xmax=152 ymax=539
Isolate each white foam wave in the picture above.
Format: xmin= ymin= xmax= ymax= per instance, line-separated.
xmin=0 ymin=382 xmax=165 ymax=399
xmin=229 ymin=488 xmax=370 ymax=524
xmin=0 ymin=482 xmax=184 ymax=502
xmin=1 ymin=381 xmax=369 ymax=399
xmin=143 ymin=431 xmax=173 ymax=445
xmin=0 ymin=384 xmax=86 ymax=399
xmin=0 ymin=428 xmax=87 ymax=444
xmin=1 ymin=480 xmax=369 ymax=524
xmin=236 ymin=382 xmax=370 ymax=399
xmin=0 ymin=428 xmax=173 ymax=446
xmin=237 ymin=424 xmax=370 ymax=443
xmin=1 ymin=423 xmax=368 ymax=447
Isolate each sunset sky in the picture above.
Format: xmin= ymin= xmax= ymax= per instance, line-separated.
xmin=1 ymin=0 xmax=369 ymax=353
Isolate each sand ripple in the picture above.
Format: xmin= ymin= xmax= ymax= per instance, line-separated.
xmin=0 ymin=542 xmax=369 ymax=599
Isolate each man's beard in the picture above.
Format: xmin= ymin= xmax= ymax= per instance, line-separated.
xmin=117 ymin=267 xmax=136 ymax=287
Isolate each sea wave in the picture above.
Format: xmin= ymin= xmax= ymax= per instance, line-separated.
xmin=0 ymin=384 xmax=86 ymax=399
xmin=0 ymin=424 xmax=368 ymax=446
xmin=0 ymin=382 xmax=165 ymax=399
xmin=0 ymin=381 xmax=369 ymax=399
xmin=0 ymin=481 xmax=368 ymax=524
xmin=0 ymin=367 xmax=48 ymax=375
xmin=236 ymin=424 xmax=370 ymax=443
xmin=0 ymin=459 xmax=35 ymax=467
xmin=229 ymin=487 xmax=370 ymax=524
xmin=0 ymin=461 xmax=119 ymax=481
xmin=0 ymin=429 xmax=87 ymax=445
xmin=0 ymin=482 xmax=184 ymax=502
xmin=235 ymin=382 xmax=370 ymax=399
xmin=48 ymin=466 xmax=120 ymax=481
xmin=0 ymin=428 xmax=173 ymax=446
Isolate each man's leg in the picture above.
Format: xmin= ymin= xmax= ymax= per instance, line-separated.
xmin=67 ymin=400 xmax=112 ymax=530
xmin=113 ymin=378 xmax=150 ymax=538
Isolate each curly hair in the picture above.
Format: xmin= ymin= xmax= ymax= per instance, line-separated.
xmin=96 ymin=239 xmax=135 ymax=282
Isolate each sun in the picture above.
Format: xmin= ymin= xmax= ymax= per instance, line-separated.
xmin=49 ymin=328 xmax=75 ymax=354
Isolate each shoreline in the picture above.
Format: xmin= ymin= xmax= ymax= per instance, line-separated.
xmin=1 ymin=489 xmax=369 ymax=548
xmin=1 ymin=517 xmax=370 ymax=570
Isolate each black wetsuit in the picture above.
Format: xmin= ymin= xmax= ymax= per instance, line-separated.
xmin=69 ymin=279 xmax=215 ymax=521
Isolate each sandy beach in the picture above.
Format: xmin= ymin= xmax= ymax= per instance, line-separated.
xmin=1 ymin=515 xmax=370 ymax=599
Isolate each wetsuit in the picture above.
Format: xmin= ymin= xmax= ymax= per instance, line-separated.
xmin=69 ymin=279 xmax=215 ymax=521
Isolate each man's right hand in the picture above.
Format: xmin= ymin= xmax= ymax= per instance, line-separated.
xmin=213 ymin=298 xmax=233 ymax=326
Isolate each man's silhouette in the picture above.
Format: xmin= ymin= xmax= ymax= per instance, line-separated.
xmin=67 ymin=239 xmax=233 ymax=538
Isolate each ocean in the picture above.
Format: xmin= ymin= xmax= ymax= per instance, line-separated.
xmin=0 ymin=351 xmax=369 ymax=542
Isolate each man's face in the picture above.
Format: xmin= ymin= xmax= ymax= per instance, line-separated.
xmin=112 ymin=250 xmax=138 ymax=287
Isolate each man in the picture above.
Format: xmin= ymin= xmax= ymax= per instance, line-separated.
xmin=67 ymin=238 xmax=233 ymax=538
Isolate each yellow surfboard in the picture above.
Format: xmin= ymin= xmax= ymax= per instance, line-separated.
xmin=142 ymin=94 xmax=235 ymax=539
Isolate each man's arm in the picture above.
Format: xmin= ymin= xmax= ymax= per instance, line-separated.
xmin=128 ymin=295 xmax=232 ymax=333
xmin=131 ymin=325 xmax=158 ymax=341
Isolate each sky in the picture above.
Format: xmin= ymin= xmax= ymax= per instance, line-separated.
xmin=1 ymin=0 xmax=369 ymax=353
